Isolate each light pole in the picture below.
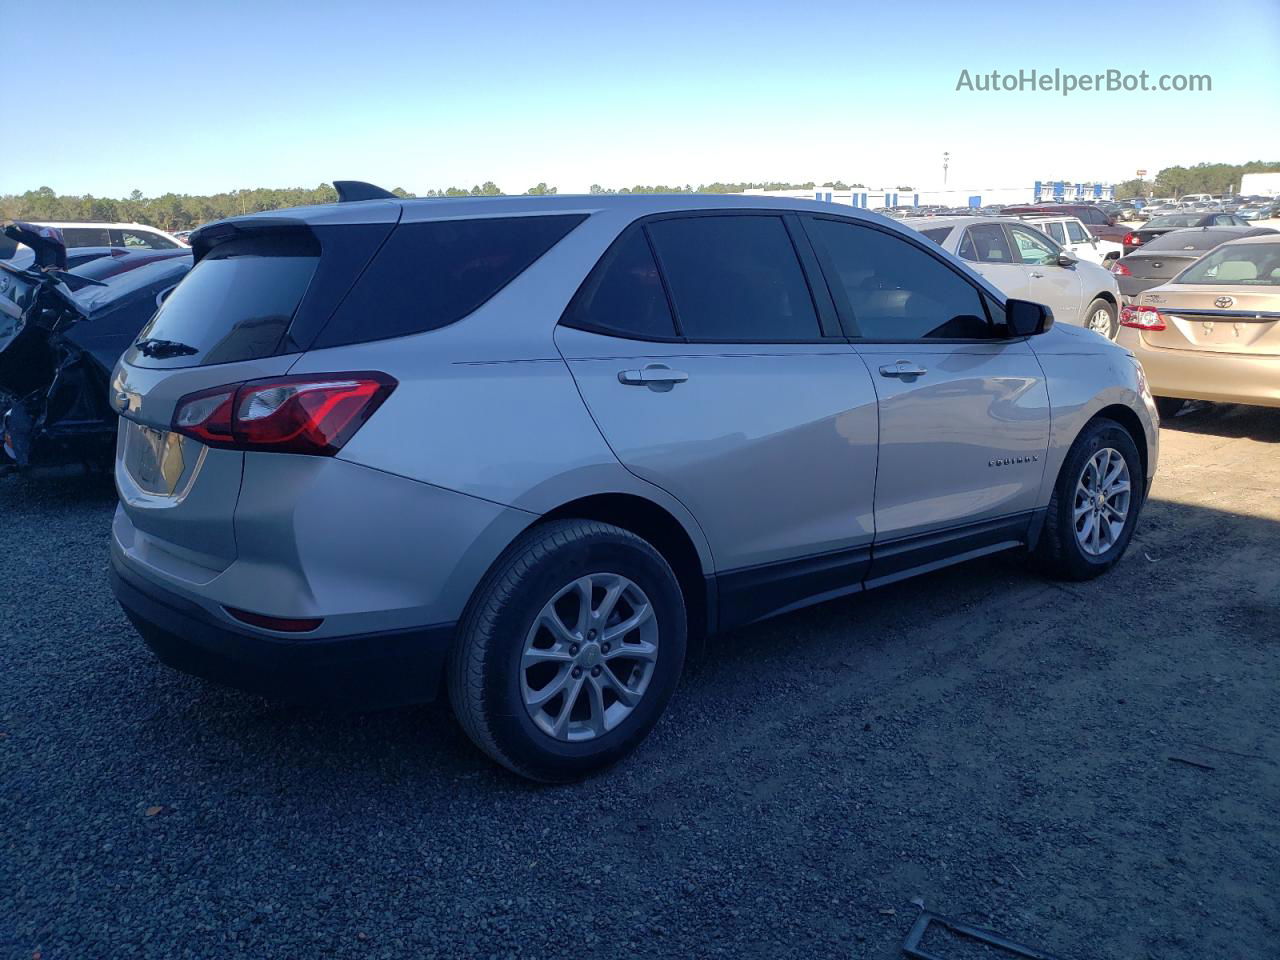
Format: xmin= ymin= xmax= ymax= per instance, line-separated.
xmin=943 ymin=152 xmax=951 ymax=185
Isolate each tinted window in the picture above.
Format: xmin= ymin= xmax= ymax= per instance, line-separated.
xmin=920 ymin=227 xmax=952 ymax=245
xmin=133 ymin=242 xmax=317 ymax=367
xmin=1008 ymin=225 xmax=1060 ymax=265
xmin=807 ymin=218 xmax=991 ymax=340
xmin=1044 ymin=222 xmax=1067 ymax=243
xmin=316 ymin=214 xmax=585 ymax=348
xmin=561 ymin=228 xmax=676 ymax=339
xmin=958 ymin=224 xmax=1014 ymax=263
xmin=62 ymin=227 xmax=112 ymax=247
xmin=1066 ymin=221 xmax=1088 ymax=243
xmin=646 ymin=216 xmax=819 ymax=341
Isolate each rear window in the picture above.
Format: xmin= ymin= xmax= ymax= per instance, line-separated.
xmin=132 ymin=235 xmax=318 ymax=367
xmin=919 ymin=227 xmax=951 ymax=245
xmin=314 ymin=214 xmax=586 ymax=348
xmin=1177 ymin=244 xmax=1280 ymax=286
xmin=1142 ymin=230 xmax=1234 ymax=252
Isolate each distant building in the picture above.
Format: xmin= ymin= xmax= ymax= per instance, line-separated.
xmin=740 ymin=179 xmax=1115 ymax=209
xmin=1239 ymin=172 xmax=1280 ymax=197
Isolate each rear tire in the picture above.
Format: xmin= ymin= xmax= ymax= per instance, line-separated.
xmin=447 ymin=519 xmax=687 ymax=782
xmin=1033 ymin=418 xmax=1143 ymax=581
xmin=1154 ymin=396 xmax=1185 ymax=420
xmin=1083 ymin=298 xmax=1118 ymax=340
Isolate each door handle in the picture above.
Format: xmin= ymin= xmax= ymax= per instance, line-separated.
xmin=1029 ymin=271 xmax=1045 ymax=278
xmin=878 ymin=361 xmax=928 ymax=379
xmin=618 ymin=364 xmax=689 ymax=391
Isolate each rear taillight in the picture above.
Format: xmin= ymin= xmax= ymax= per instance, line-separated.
xmin=1120 ymin=305 xmax=1167 ymax=331
xmin=1123 ymin=233 xmax=1142 ymax=246
xmin=1111 ymin=261 xmax=1131 ymax=276
xmin=172 ymin=372 xmax=396 ymax=455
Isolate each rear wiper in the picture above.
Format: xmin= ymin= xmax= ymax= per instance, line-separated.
xmin=135 ymin=337 xmax=198 ymax=358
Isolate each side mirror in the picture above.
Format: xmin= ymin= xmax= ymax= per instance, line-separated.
xmin=1056 ymin=253 xmax=1077 ymax=267
xmin=1006 ymin=299 xmax=1054 ymax=337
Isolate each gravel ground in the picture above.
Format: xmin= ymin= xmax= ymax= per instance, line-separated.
xmin=2 ymin=404 xmax=1278 ymax=960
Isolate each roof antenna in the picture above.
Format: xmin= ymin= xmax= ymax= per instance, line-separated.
xmin=333 ymin=181 xmax=397 ymax=203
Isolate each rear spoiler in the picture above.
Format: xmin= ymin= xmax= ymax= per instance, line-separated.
xmin=2 ymin=220 xmax=67 ymax=270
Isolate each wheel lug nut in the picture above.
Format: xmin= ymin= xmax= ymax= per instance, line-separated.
xmin=569 ymin=644 xmax=579 ymax=655
xmin=587 ymin=629 xmax=597 ymax=640
xmin=591 ymin=666 xmax=601 ymax=677
xmin=601 ymin=642 xmax=610 ymax=653
xmin=572 ymin=667 xmax=582 ymax=678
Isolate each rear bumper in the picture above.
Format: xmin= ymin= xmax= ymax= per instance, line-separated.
xmin=1121 ymin=336 xmax=1280 ymax=408
xmin=111 ymin=556 xmax=456 ymax=709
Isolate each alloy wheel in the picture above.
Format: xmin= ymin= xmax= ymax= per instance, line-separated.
xmin=1073 ymin=447 xmax=1131 ymax=557
xmin=1088 ymin=307 xmax=1116 ymax=339
xmin=521 ymin=573 xmax=659 ymax=742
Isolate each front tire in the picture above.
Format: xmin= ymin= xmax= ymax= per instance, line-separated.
xmin=1033 ymin=418 xmax=1143 ymax=581
xmin=1083 ymin=298 xmax=1118 ymax=340
xmin=448 ymin=519 xmax=687 ymax=782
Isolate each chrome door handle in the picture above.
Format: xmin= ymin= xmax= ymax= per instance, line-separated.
xmin=618 ymin=364 xmax=689 ymax=391
xmin=1029 ymin=271 xmax=1045 ymax=278
xmin=878 ymin=361 xmax=928 ymax=379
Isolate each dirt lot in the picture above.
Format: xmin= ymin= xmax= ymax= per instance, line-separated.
xmin=2 ymin=403 xmax=1277 ymax=960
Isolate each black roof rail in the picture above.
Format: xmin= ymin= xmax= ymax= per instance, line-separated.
xmin=333 ymin=181 xmax=398 ymax=203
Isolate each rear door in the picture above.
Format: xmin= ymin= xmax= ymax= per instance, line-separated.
xmin=801 ymin=214 xmax=1051 ymax=571
xmin=956 ymin=222 xmax=1031 ymax=301
xmin=556 ymin=213 xmax=879 ymax=623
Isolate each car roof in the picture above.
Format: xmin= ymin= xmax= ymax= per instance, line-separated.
xmin=1217 ymin=232 xmax=1280 ymax=247
xmin=209 ymin=193 xmax=894 ymax=229
xmin=28 ymin=220 xmax=170 ymax=231
xmin=899 ymin=215 xmax=1026 ymax=230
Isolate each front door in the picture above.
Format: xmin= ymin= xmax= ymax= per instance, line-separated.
xmin=1006 ymin=223 xmax=1084 ymax=325
xmin=555 ymin=214 xmax=880 ymax=625
xmin=801 ymin=215 xmax=1052 ymax=579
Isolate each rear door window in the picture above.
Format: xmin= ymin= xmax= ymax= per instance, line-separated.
xmin=315 ymin=214 xmax=586 ymax=348
xmin=1065 ymin=221 xmax=1089 ymax=243
xmin=958 ymin=224 xmax=1014 ymax=263
xmin=560 ymin=227 xmax=676 ymax=339
xmin=645 ymin=215 xmax=820 ymax=341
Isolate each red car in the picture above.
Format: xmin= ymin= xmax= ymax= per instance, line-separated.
xmin=1001 ymin=204 xmax=1128 ymax=244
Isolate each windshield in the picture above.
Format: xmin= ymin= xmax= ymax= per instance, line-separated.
xmin=1176 ymin=244 xmax=1280 ymax=286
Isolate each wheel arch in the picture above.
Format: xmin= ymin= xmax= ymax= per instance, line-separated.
xmin=537 ymin=493 xmax=713 ymax=639
xmin=1089 ymin=403 xmax=1150 ymax=486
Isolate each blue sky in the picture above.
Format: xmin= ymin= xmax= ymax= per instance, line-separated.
xmin=11 ymin=0 xmax=1279 ymax=197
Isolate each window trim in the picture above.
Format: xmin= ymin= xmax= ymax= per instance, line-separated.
xmin=800 ymin=213 xmax=1008 ymax=344
xmin=559 ymin=209 xmax=841 ymax=345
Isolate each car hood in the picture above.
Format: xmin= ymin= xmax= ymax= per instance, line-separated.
xmin=1029 ymin=318 xmax=1131 ymax=355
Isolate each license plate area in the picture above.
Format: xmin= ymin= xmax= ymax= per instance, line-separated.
xmin=123 ymin=421 xmax=201 ymax=497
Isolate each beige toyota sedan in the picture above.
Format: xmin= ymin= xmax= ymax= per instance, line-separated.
xmin=1118 ymin=234 xmax=1280 ymax=417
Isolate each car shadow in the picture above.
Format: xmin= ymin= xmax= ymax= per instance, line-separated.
xmin=1161 ymin=401 xmax=1280 ymax=442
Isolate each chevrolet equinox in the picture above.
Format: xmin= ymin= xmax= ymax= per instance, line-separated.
xmin=109 ymin=185 xmax=1159 ymax=781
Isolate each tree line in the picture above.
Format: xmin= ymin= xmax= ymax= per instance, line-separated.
xmin=0 ymin=180 xmax=866 ymax=233
xmin=1112 ymin=160 xmax=1279 ymax=199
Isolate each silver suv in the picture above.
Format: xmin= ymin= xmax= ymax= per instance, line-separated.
xmin=109 ymin=189 xmax=1158 ymax=781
